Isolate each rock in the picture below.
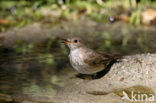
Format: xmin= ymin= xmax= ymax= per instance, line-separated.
xmin=40 ymin=7 xmax=62 ymax=18
xmin=54 ymin=53 xmax=156 ymax=103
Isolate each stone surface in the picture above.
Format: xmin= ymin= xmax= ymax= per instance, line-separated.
xmin=54 ymin=53 xmax=156 ymax=103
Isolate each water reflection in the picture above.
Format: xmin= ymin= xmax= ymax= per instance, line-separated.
xmin=0 ymin=53 xmax=68 ymax=97
xmin=0 ymin=32 xmax=155 ymax=102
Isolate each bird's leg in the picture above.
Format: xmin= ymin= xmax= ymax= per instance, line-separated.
xmin=91 ymin=73 xmax=98 ymax=79
xmin=75 ymin=73 xmax=93 ymax=80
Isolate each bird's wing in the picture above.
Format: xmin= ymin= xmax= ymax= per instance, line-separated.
xmin=99 ymin=52 xmax=122 ymax=60
xmin=84 ymin=51 xmax=113 ymax=67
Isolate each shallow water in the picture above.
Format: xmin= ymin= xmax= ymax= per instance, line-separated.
xmin=0 ymin=52 xmax=70 ymax=102
xmin=0 ymin=21 xmax=156 ymax=102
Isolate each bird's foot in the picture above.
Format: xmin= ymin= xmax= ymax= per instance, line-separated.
xmin=75 ymin=73 xmax=93 ymax=80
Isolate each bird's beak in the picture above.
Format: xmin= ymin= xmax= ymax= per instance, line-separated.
xmin=64 ymin=40 xmax=71 ymax=44
xmin=60 ymin=39 xmax=71 ymax=44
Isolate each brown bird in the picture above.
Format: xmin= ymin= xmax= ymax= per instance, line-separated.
xmin=63 ymin=37 xmax=121 ymax=74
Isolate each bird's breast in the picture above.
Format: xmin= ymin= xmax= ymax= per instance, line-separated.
xmin=69 ymin=49 xmax=87 ymax=71
xmin=69 ymin=48 xmax=104 ymax=74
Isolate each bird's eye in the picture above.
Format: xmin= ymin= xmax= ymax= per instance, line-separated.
xmin=74 ymin=40 xmax=78 ymax=43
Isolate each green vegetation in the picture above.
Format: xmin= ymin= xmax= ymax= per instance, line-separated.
xmin=0 ymin=0 xmax=155 ymax=32
xmin=0 ymin=1 xmax=155 ymax=102
xmin=0 ymin=0 xmax=155 ymax=62
xmin=114 ymin=85 xmax=154 ymax=100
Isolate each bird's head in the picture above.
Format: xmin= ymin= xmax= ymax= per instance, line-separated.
xmin=63 ymin=37 xmax=84 ymax=50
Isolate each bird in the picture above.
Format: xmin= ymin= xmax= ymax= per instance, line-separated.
xmin=63 ymin=37 xmax=121 ymax=74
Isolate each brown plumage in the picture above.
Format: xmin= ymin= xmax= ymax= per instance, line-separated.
xmin=63 ymin=37 xmax=121 ymax=74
